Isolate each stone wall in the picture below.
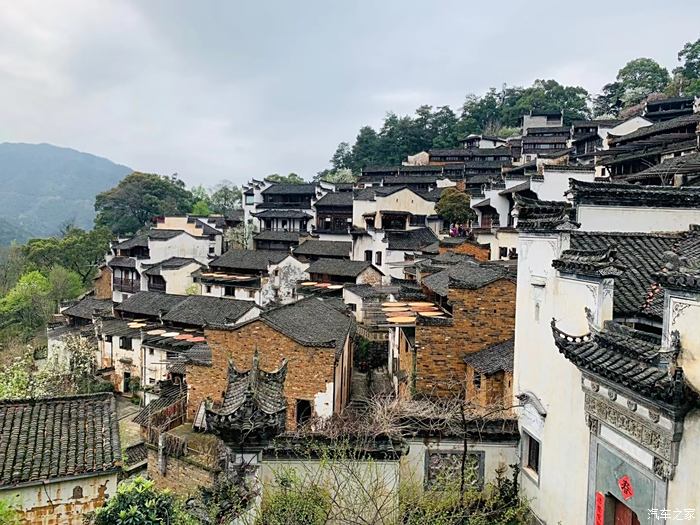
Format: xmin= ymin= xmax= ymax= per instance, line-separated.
xmin=93 ymin=266 xmax=113 ymax=300
xmin=193 ymin=321 xmax=340 ymax=429
xmin=438 ymin=241 xmax=491 ymax=261
xmin=414 ymin=279 xmax=515 ymax=397
xmin=464 ymin=366 xmax=514 ymax=413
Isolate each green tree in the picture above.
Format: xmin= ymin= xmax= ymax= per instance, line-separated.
xmin=350 ymin=126 xmax=381 ymax=171
xmin=671 ymin=38 xmax=700 ymax=96
xmin=24 ymin=227 xmax=111 ymax=285
xmin=94 ymin=172 xmax=195 ymax=234
xmin=0 ymin=245 xmax=28 ymax=295
xmin=330 ymin=141 xmax=353 ymax=171
xmin=47 ymin=266 xmax=83 ymax=308
xmin=315 ymin=168 xmax=357 ymax=183
xmin=593 ymin=81 xmax=624 ymax=117
xmin=191 ymin=200 xmax=211 ymax=216
xmin=210 ymin=181 xmax=242 ymax=216
xmin=435 ymin=188 xmax=476 ymax=225
xmin=87 ymin=477 xmax=196 ymax=525
xmin=265 ymin=173 xmax=307 ymax=184
xmin=0 ymin=497 xmax=21 ymax=525
xmin=0 ymin=271 xmax=52 ymax=338
xmin=616 ymin=58 xmax=671 ymax=107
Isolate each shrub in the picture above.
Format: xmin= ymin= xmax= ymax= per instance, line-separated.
xmin=0 ymin=498 xmax=21 ymax=525
xmin=257 ymin=471 xmax=330 ymax=525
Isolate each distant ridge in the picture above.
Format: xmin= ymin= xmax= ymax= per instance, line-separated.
xmin=0 ymin=142 xmax=132 ymax=244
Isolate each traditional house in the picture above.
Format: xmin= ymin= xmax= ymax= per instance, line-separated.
xmin=0 ymin=393 xmax=121 ymax=524
xmin=153 ymin=215 xmax=226 ymax=256
xmin=141 ymin=257 xmax=204 ymax=294
xmin=643 ymin=95 xmax=695 ymax=122
xmin=311 ymin=190 xmax=353 ymax=240
xmin=196 ymin=248 xmax=307 ymax=306
xmin=192 ymin=297 xmax=355 ymax=430
xmin=306 ymin=258 xmax=383 ymax=285
xmin=511 ymin=187 xmax=700 ymax=524
xmin=458 ymin=134 xmax=509 ymax=149
xmin=521 ymin=110 xmax=563 ymax=133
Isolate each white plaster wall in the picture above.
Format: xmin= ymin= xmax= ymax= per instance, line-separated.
xmin=314 ymin=382 xmax=334 ymax=418
xmin=400 ymin=439 xmax=519 ymax=489
xmin=352 ymin=198 xmax=377 ymax=229
xmin=513 ymin=233 xmax=592 ymax=525
xmin=1 ymin=473 xmax=117 ymax=520
xmin=531 ymin=168 xmax=596 ymax=201
xmin=343 ymin=289 xmax=364 ymax=322
xmin=665 ymin=294 xmax=700 ymax=394
xmin=577 ymin=206 xmax=700 ymax=233
xmin=267 ymin=257 xmax=309 ymax=305
xmin=148 ymin=234 xmax=211 ymax=264
xmin=162 ymin=263 xmax=200 ymax=295
xmin=667 ymin=410 xmax=700 ymax=511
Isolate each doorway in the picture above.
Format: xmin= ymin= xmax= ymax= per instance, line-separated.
xmin=613 ymin=497 xmax=640 ymax=525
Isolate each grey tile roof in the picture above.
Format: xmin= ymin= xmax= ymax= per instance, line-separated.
xmin=307 ymin=258 xmax=375 ymax=277
xmin=261 ymin=183 xmax=316 ymax=195
xmin=570 ymin=231 xmax=682 ymax=320
xmin=385 ymin=227 xmax=439 ymax=251
xmin=162 ymin=295 xmax=256 ymax=327
xmin=149 ymin=229 xmax=186 ymax=241
xmin=253 ymin=231 xmax=302 ymax=242
xmin=464 ymin=339 xmax=514 ymax=374
xmin=261 ymin=297 xmax=354 ymax=355
xmin=513 ymin=195 xmax=578 ymax=231
xmin=343 ymin=284 xmax=398 ymax=299
xmin=568 ymin=179 xmax=700 ymax=207
xmin=183 ymin=344 xmax=212 ymax=366
xmin=623 ymin=152 xmax=700 ymax=182
xmin=551 ymin=320 xmax=689 ymax=404
xmin=108 ymin=256 xmax=137 ymax=268
xmin=293 ymin=240 xmax=351 ymax=259
xmin=62 ymin=297 xmax=113 ymax=320
xmin=143 ymin=257 xmax=203 ymax=276
xmin=253 ymin=209 xmax=313 ymax=219
xmin=210 ymin=249 xmax=289 ymax=271
xmin=115 ymin=291 xmax=186 ymax=318
xmin=422 ymin=261 xmax=508 ymax=296
xmin=113 ymin=233 xmax=148 ymax=250
xmin=609 ymin=113 xmax=700 ymax=144
xmin=0 ymin=393 xmax=121 ymax=487
xmin=552 ymin=247 xmax=625 ymax=278
xmin=314 ymin=192 xmax=353 ymax=207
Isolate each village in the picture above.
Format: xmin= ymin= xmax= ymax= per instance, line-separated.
xmin=0 ymin=92 xmax=699 ymax=524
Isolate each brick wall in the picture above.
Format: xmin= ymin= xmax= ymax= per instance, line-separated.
xmin=413 ymin=279 xmax=515 ymax=398
xmin=146 ymin=448 xmax=216 ymax=495
xmin=438 ymin=241 xmax=491 ymax=261
xmin=465 ymin=366 xmax=514 ymax=413
xmin=191 ymin=321 xmax=340 ymax=430
xmin=93 ymin=266 xmax=112 ymax=300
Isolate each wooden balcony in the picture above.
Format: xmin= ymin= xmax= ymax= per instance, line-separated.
xmin=113 ymin=278 xmax=140 ymax=293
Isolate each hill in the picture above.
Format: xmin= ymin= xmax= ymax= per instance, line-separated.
xmin=0 ymin=143 xmax=132 ymax=243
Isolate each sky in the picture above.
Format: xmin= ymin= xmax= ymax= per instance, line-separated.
xmin=1 ymin=0 xmax=699 ymax=187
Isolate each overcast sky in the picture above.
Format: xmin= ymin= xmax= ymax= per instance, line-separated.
xmin=1 ymin=1 xmax=699 ymax=187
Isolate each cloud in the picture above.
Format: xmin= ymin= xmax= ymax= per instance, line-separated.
xmin=0 ymin=0 xmax=699 ymax=187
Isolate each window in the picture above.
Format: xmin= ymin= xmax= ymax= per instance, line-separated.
xmin=149 ymin=378 xmax=155 ymax=384
xmin=72 ymin=486 xmax=83 ymax=499
xmin=296 ymin=399 xmax=312 ymax=427
xmin=473 ymin=372 xmax=481 ymax=390
xmin=224 ymin=285 xmax=235 ymax=297
xmin=364 ymin=250 xmax=372 ymax=262
xmin=208 ymin=245 xmax=216 ymax=255
xmin=104 ymin=335 xmax=112 ymax=343
xmin=245 ymin=194 xmax=254 ymax=205
xmin=425 ymin=450 xmax=485 ymax=490
xmin=375 ymin=251 xmax=382 ymax=266
xmin=149 ymin=348 xmax=154 ymax=356
xmin=499 ymin=247 xmax=508 ymax=259
xmin=247 ymin=289 xmax=255 ymax=298
xmin=348 ymin=303 xmax=357 ymax=312
xmin=120 ymin=337 xmax=132 ymax=350
xmin=205 ymin=285 xmax=212 ymax=293
xmin=522 ymin=431 xmax=541 ymax=480
xmin=410 ymin=214 xmax=426 ymax=227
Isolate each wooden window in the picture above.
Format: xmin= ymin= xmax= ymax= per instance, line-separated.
xmin=364 ymin=250 xmax=372 ymax=262
xmin=523 ymin=431 xmax=540 ymax=478
xmin=375 ymin=252 xmax=382 ymax=266
xmin=473 ymin=372 xmax=481 ymax=391
xmin=224 ymin=285 xmax=235 ymax=297
xmin=120 ymin=337 xmax=132 ymax=350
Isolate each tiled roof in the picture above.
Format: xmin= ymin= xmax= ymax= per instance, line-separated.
xmin=464 ymin=339 xmax=514 ymax=374
xmin=108 ymin=256 xmax=137 ymax=268
xmin=253 ymin=209 xmax=313 ymax=219
xmin=307 ymin=258 xmax=375 ymax=277
xmin=253 ymin=231 xmax=302 ymax=243
xmin=293 ymin=240 xmax=351 ymax=259
xmin=513 ymin=195 xmax=578 ymax=231
xmin=522 ymin=136 xmax=569 ymax=144
xmin=343 ymin=284 xmax=398 ymax=299
xmin=115 ymin=291 xmax=186 ymax=318
xmin=567 ymin=179 xmax=700 ymax=207
xmin=113 ymin=233 xmax=148 ymax=250
xmin=609 ymin=113 xmax=700 ymax=144
xmin=569 ymin=232 xmax=682 ymax=319
xmin=162 ymin=295 xmax=256 ymax=327
xmin=0 ymin=393 xmax=120 ymax=487
xmin=62 ymin=297 xmax=113 ymax=320
xmin=260 ymin=297 xmax=354 ymax=355
xmin=143 ymin=257 xmax=203 ymax=276
xmin=385 ymin=227 xmax=439 ymax=251
xmin=123 ymin=442 xmax=147 ymax=468
xmin=422 ymin=261 xmax=509 ymax=296
xmin=210 ymin=249 xmax=289 ymax=271
xmin=551 ymin=320 xmax=688 ymax=404
xmin=552 ymin=247 xmax=625 ymax=278
xmin=182 ymin=344 xmax=212 ymax=366
xmin=620 ymin=152 xmax=700 ymax=182
xmin=261 ymin=183 xmax=316 ymax=195
xmin=314 ymin=192 xmax=353 ymax=207
xmin=149 ymin=229 xmax=186 ymax=241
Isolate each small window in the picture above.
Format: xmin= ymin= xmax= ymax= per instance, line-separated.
xmin=104 ymin=335 xmax=112 ymax=343
xmin=149 ymin=348 xmax=154 ymax=356
xmin=205 ymin=285 xmax=212 ymax=293
xmin=523 ymin=431 xmax=541 ymax=479
xmin=72 ymin=486 xmax=83 ymax=499
xmin=364 ymin=250 xmax=372 ymax=262
xmin=149 ymin=377 xmax=155 ymax=384
xmin=473 ymin=372 xmax=481 ymax=390
xmin=375 ymin=252 xmax=382 ymax=266
xmin=208 ymin=245 xmax=216 ymax=255
xmin=224 ymin=285 xmax=235 ymax=297
xmin=120 ymin=337 xmax=132 ymax=350
xmin=348 ymin=303 xmax=357 ymax=312
xmin=296 ymin=399 xmax=312 ymax=427
xmin=248 ymin=290 xmax=255 ymax=298
xmin=499 ymin=247 xmax=508 ymax=258
xmin=245 ymin=195 xmax=254 ymax=205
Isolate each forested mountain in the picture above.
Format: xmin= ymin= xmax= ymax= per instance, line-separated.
xmin=0 ymin=143 xmax=132 ymax=244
